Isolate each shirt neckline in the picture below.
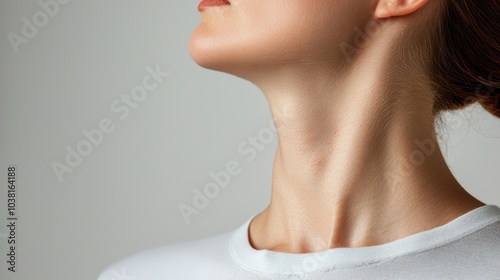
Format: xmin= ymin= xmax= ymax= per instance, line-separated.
xmin=229 ymin=204 xmax=500 ymax=277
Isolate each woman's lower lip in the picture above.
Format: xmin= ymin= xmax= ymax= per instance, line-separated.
xmin=198 ymin=0 xmax=230 ymax=12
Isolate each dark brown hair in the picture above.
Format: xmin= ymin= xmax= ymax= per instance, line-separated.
xmin=432 ymin=0 xmax=500 ymax=117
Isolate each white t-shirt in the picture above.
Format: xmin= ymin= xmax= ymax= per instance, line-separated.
xmin=97 ymin=204 xmax=500 ymax=279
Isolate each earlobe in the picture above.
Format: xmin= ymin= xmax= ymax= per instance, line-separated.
xmin=375 ymin=0 xmax=430 ymax=19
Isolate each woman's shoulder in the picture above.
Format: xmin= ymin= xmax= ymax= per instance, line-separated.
xmin=96 ymin=230 xmax=236 ymax=280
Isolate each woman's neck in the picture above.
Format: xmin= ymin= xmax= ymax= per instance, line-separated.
xmin=247 ymin=33 xmax=484 ymax=254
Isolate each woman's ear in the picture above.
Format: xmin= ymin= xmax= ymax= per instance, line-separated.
xmin=374 ymin=0 xmax=430 ymax=19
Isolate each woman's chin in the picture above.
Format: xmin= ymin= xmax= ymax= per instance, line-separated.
xmin=189 ymin=35 xmax=227 ymax=71
xmin=188 ymin=30 xmax=278 ymax=80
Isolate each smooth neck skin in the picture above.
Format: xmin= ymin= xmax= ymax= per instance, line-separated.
xmin=247 ymin=17 xmax=485 ymax=254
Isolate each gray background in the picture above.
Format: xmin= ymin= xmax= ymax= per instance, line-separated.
xmin=0 ymin=1 xmax=498 ymax=279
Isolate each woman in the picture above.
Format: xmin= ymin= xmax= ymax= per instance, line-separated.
xmin=98 ymin=0 xmax=500 ymax=279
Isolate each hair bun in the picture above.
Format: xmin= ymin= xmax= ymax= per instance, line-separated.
xmin=432 ymin=0 xmax=500 ymax=118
